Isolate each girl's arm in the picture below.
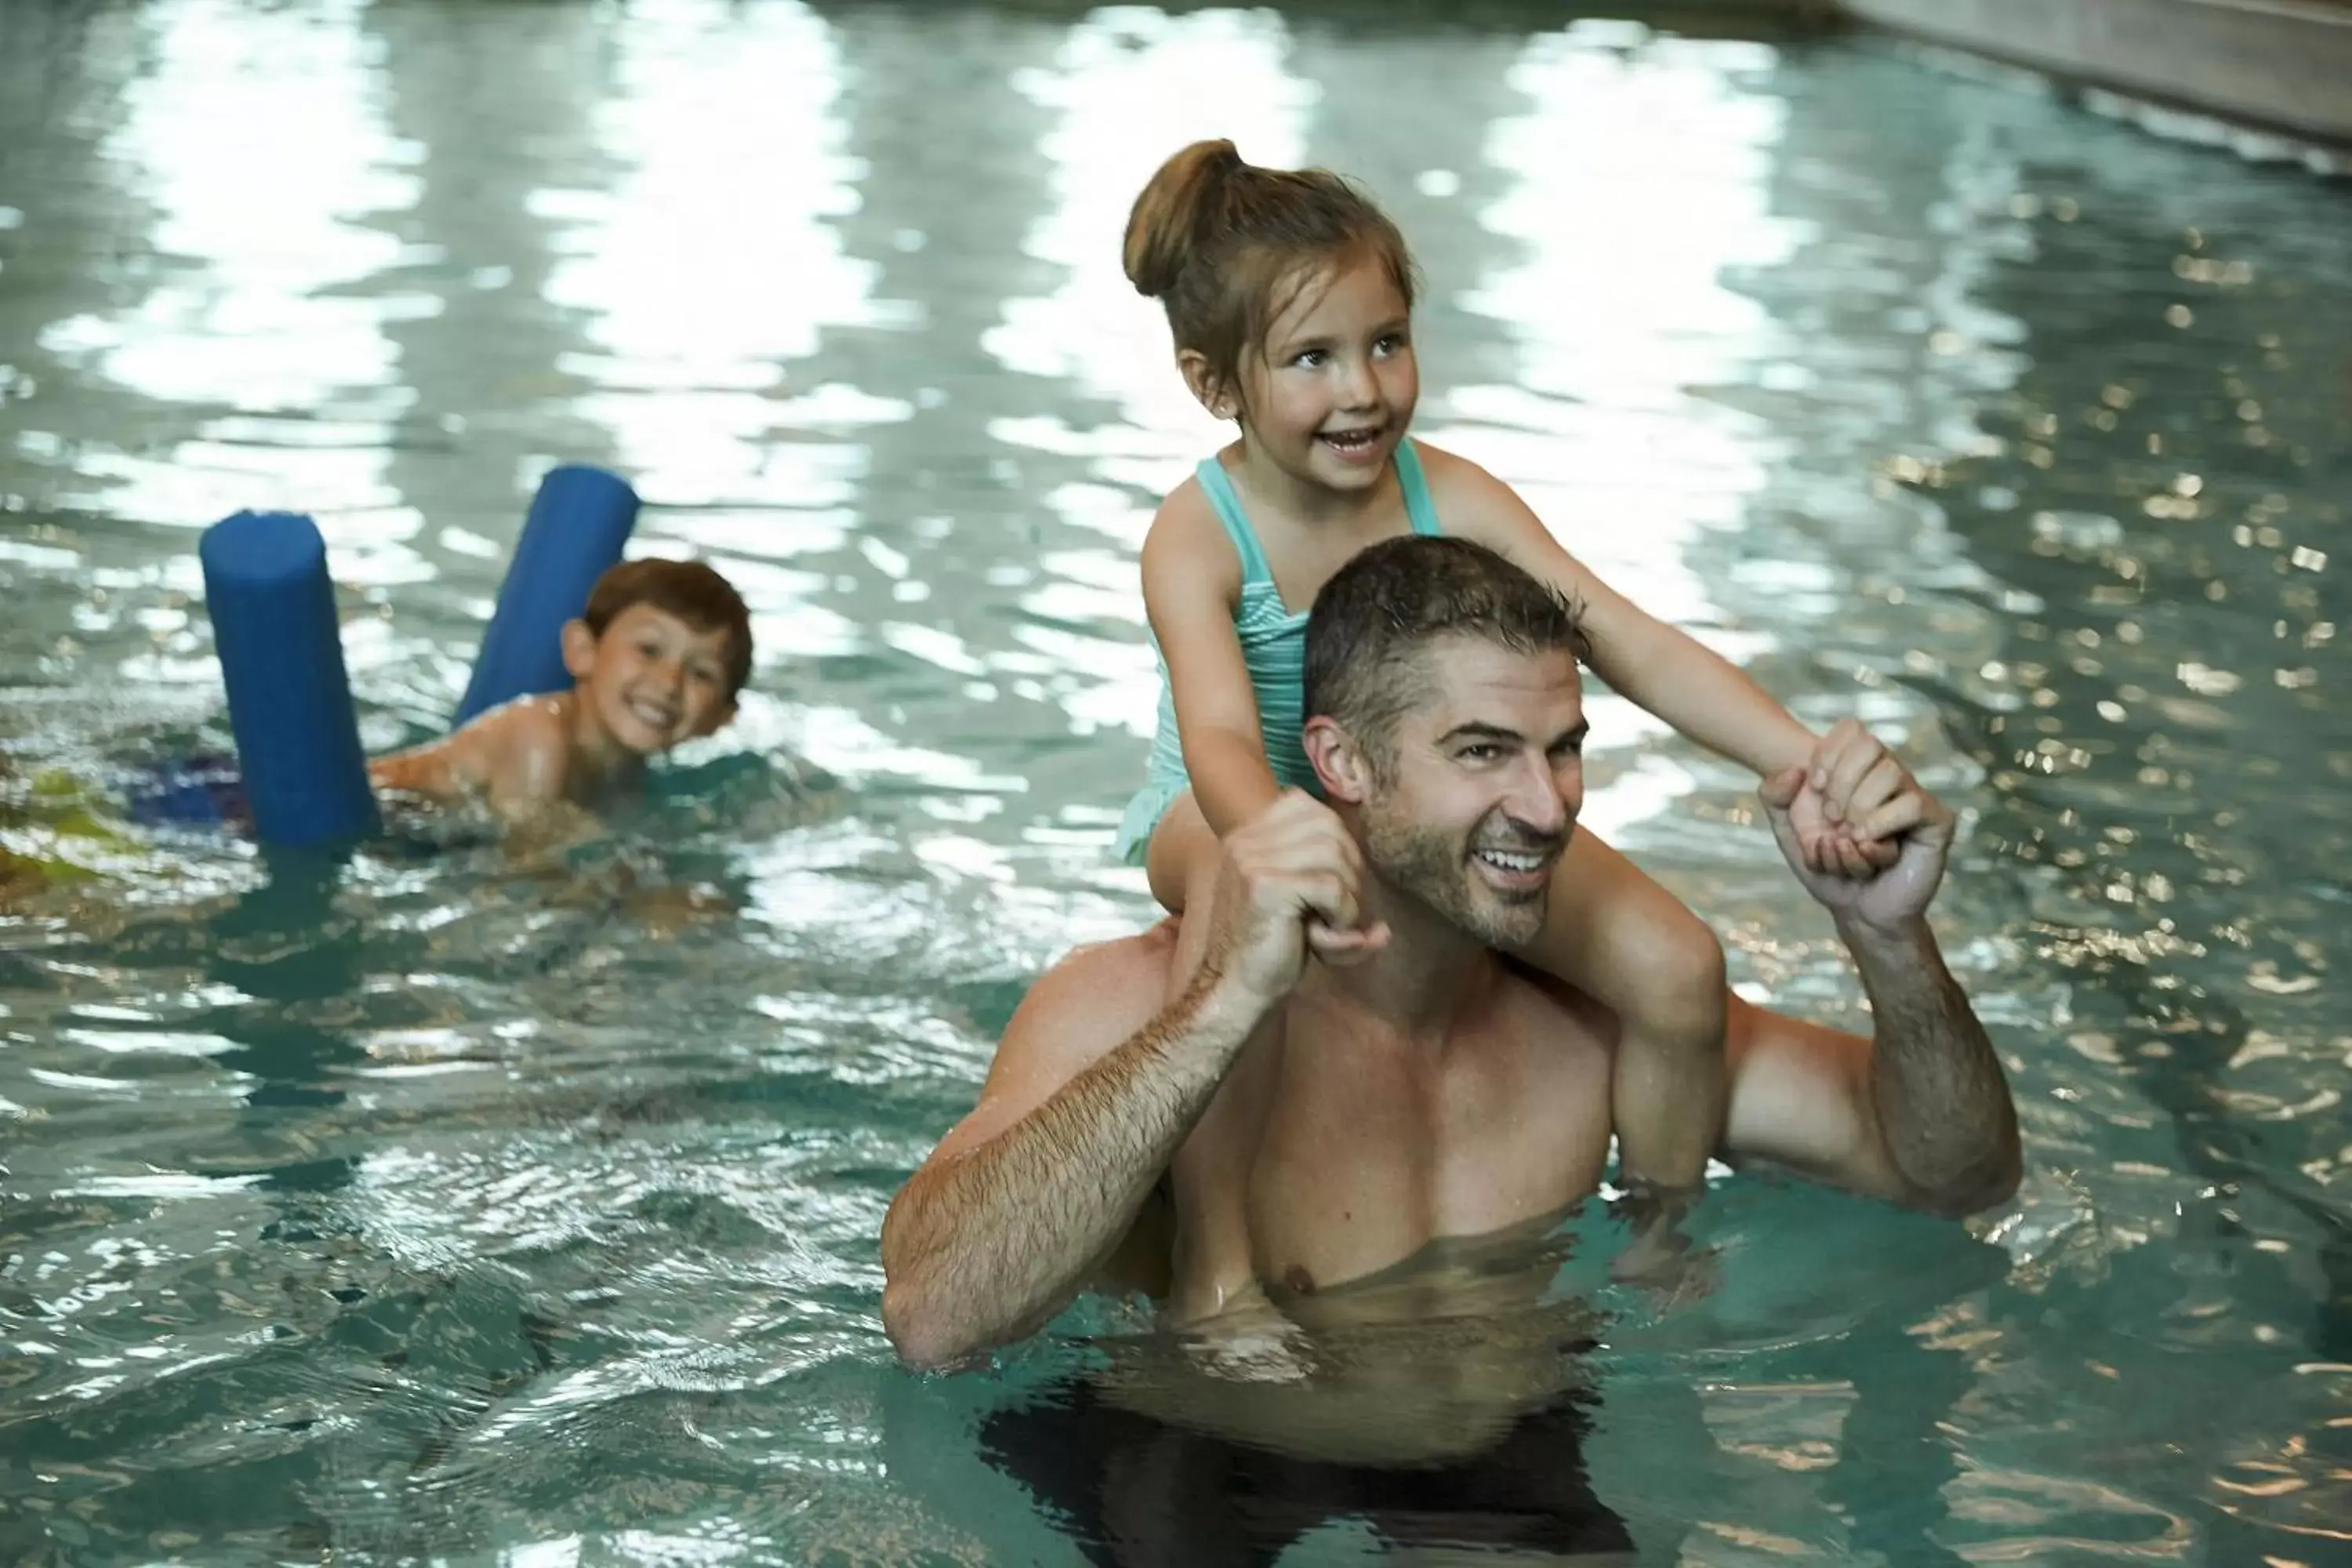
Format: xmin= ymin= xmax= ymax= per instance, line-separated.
xmin=1142 ymin=486 xmax=1283 ymax=839
xmin=1425 ymin=448 xmax=1817 ymax=779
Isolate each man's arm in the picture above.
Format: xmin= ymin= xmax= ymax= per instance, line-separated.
xmin=1722 ymin=924 xmax=2020 ymax=1216
xmin=881 ymin=792 xmax=1367 ymax=1367
xmin=1719 ymin=768 xmax=2021 ymax=1217
xmin=879 ymin=942 xmax=1266 ymax=1368
xmin=1845 ymin=915 xmax=2020 ymax=1210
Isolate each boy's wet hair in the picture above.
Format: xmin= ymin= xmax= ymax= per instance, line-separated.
xmin=1123 ymin=140 xmax=1418 ymax=416
xmin=583 ymin=558 xmax=754 ymax=699
xmin=1303 ymin=536 xmax=1588 ymax=779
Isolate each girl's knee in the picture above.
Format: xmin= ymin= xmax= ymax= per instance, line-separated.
xmin=1624 ymin=908 xmax=1727 ymax=1041
xmin=1664 ymin=913 xmax=1727 ymax=992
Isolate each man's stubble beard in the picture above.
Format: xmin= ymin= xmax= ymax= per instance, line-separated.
xmin=1358 ymin=796 xmax=1552 ymax=954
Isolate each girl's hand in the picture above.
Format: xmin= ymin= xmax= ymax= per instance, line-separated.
xmin=1759 ymin=762 xmax=1955 ymax=931
xmin=1798 ymin=719 xmax=1907 ymax=880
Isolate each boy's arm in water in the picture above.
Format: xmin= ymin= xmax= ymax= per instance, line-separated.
xmin=1424 ymin=447 xmax=1904 ymax=874
xmin=1142 ymin=483 xmax=1286 ymax=840
xmin=368 ymin=725 xmax=492 ymax=803
xmin=369 ymin=698 xmax=571 ymax=822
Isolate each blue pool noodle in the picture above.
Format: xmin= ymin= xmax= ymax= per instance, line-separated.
xmin=452 ymin=464 xmax=640 ymax=727
xmin=198 ymin=512 xmax=380 ymax=848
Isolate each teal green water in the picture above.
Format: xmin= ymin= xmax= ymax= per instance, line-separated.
xmin=3 ymin=2 xmax=2350 ymax=1562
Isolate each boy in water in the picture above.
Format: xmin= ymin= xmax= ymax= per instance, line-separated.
xmin=370 ymin=557 xmax=752 ymax=823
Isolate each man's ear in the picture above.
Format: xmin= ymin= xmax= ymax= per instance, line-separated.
xmin=1176 ymin=349 xmax=1238 ymax=423
xmin=560 ymin=619 xmax=597 ymax=682
xmin=1302 ymin=715 xmax=1374 ymax=804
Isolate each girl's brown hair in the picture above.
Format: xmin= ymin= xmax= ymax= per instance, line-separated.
xmin=1122 ymin=140 xmax=1417 ymax=415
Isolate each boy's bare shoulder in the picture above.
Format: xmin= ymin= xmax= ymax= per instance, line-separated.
xmin=468 ymin=694 xmax=568 ymax=751
xmin=371 ymin=695 xmax=579 ymax=812
xmin=466 ymin=695 xmax=574 ymax=796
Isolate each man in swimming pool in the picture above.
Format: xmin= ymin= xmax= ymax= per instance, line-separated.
xmin=880 ymin=535 xmax=2020 ymax=1560
xmin=368 ymin=557 xmax=750 ymax=826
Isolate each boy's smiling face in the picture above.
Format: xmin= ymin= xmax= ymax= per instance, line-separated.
xmin=561 ymin=602 xmax=739 ymax=757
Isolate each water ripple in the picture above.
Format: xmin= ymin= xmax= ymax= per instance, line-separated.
xmin=4 ymin=4 xmax=2351 ymax=1563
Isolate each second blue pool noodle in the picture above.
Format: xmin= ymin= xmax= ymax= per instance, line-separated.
xmin=198 ymin=511 xmax=380 ymax=847
xmin=452 ymin=464 xmax=641 ymax=727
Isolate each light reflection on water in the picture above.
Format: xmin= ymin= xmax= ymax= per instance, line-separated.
xmin=2 ymin=0 xmax=2350 ymax=1562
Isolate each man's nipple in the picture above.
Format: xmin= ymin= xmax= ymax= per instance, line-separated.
xmin=1283 ymin=1263 xmax=1316 ymax=1296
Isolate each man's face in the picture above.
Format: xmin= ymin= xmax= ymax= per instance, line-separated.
xmin=1355 ymin=637 xmax=1587 ymax=951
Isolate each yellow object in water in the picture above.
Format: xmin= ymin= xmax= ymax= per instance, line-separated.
xmin=0 ymin=840 xmax=94 ymax=891
xmin=26 ymin=768 xmax=130 ymax=845
xmin=0 ymin=768 xmax=133 ymax=889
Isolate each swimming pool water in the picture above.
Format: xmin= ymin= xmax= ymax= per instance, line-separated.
xmin=2 ymin=2 xmax=2348 ymax=1561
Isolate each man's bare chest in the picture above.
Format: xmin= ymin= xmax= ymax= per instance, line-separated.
xmin=1169 ymin=1005 xmax=1617 ymax=1312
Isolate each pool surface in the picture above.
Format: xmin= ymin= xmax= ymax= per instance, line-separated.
xmin=2 ymin=1 xmax=2349 ymax=1562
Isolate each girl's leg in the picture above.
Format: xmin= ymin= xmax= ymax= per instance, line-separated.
xmin=1518 ymin=829 xmax=1728 ymax=1195
xmin=1145 ymin=790 xmax=1228 ymax=1007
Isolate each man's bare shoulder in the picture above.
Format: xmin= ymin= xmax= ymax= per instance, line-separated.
xmin=1012 ymin=921 xmax=1181 ymax=1039
xmin=1493 ymin=953 xmax=1622 ymax=1054
xmin=925 ymin=920 xmax=1184 ymax=1169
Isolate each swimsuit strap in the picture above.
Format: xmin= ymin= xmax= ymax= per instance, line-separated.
xmin=1197 ymin=444 xmax=1442 ymax=586
xmin=1194 ymin=459 xmax=1276 ymax=586
xmin=1396 ymin=439 xmax=1443 ymax=535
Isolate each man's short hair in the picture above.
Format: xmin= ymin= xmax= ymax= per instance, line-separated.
xmin=1302 ymin=535 xmax=1588 ymax=775
xmin=583 ymin=557 xmax=755 ymax=699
